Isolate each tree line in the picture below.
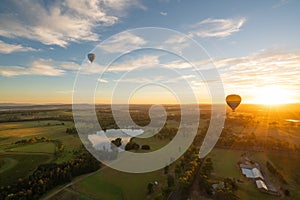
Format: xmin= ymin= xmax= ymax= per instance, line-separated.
xmin=0 ymin=151 xmax=100 ymax=200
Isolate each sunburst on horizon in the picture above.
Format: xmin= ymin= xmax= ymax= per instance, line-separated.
xmin=250 ymin=85 xmax=295 ymax=105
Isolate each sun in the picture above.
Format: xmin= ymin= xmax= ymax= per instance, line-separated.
xmin=251 ymin=85 xmax=293 ymax=105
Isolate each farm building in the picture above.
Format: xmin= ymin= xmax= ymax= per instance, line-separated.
xmin=256 ymin=180 xmax=268 ymax=191
xmin=238 ymin=158 xmax=280 ymax=196
xmin=241 ymin=167 xmax=264 ymax=179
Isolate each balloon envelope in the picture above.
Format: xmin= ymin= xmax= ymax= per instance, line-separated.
xmin=226 ymin=94 xmax=242 ymax=112
xmin=87 ymin=53 xmax=96 ymax=63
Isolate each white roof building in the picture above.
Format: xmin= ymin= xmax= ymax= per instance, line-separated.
xmin=241 ymin=167 xmax=264 ymax=180
xmin=252 ymin=168 xmax=264 ymax=179
xmin=256 ymin=180 xmax=268 ymax=191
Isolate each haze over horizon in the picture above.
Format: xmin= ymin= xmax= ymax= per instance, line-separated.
xmin=1 ymin=0 xmax=299 ymax=105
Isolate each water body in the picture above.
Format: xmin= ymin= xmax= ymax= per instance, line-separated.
xmin=88 ymin=129 xmax=144 ymax=152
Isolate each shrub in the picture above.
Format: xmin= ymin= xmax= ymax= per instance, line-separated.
xmin=141 ymin=145 xmax=150 ymax=150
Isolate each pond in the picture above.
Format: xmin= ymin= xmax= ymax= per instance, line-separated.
xmin=88 ymin=129 xmax=144 ymax=152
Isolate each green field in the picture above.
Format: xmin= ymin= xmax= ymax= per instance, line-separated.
xmin=49 ymin=165 xmax=174 ymax=200
xmin=0 ymin=153 xmax=53 ymax=186
xmin=0 ymin=120 xmax=82 ymax=162
xmin=10 ymin=142 xmax=55 ymax=153
xmin=0 ymin=157 xmax=18 ymax=174
xmin=0 ymin=119 xmax=82 ymax=188
xmin=0 ymin=120 xmax=74 ymax=145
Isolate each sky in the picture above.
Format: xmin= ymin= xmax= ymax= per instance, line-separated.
xmin=0 ymin=0 xmax=299 ymax=104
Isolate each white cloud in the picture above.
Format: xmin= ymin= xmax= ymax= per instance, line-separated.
xmin=30 ymin=60 xmax=66 ymax=76
xmin=216 ymin=50 xmax=300 ymax=92
xmin=189 ymin=18 xmax=246 ymax=38
xmin=99 ymin=32 xmax=147 ymax=53
xmin=162 ymin=59 xmax=192 ymax=69
xmin=0 ymin=64 xmax=64 ymax=77
xmin=0 ymin=59 xmax=81 ymax=77
xmin=98 ymin=78 xmax=108 ymax=83
xmin=111 ymin=55 xmax=159 ymax=71
xmin=102 ymin=0 xmax=146 ymax=14
xmin=0 ymin=0 xmax=144 ymax=47
xmin=82 ymin=54 xmax=159 ymax=74
xmin=272 ymin=0 xmax=289 ymax=8
xmin=118 ymin=76 xmax=163 ymax=83
xmin=0 ymin=40 xmax=37 ymax=54
xmin=160 ymin=11 xmax=167 ymax=16
xmin=0 ymin=66 xmax=29 ymax=77
xmin=164 ymin=34 xmax=191 ymax=52
xmin=58 ymin=61 xmax=81 ymax=70
xmin=162 ymin=17 xmax=246 ymax=52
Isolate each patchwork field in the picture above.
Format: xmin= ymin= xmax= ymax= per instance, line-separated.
xmin=1 ymin=104 xmax=300 ymax=200
xmin=0 ymin=117 xmax=82 ymax=187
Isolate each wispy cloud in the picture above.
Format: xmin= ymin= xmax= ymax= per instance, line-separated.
xmin=216 ymin=50 xmax=300 ymax=93
xmin=189 ymin=18 xmax=246 ymax=38
xmin=0 ymin=59 xmax=80 ymax=77
xmin=103 ymin=0 xmax=146 ymax=14
xmin=117 ymin=74 xmax=195 ymax=84
xmin=272 ymin=0 xmax=289 ymax=8
xmin=99 ymin=32 xmax=147 ymax=53
xmin=0 ymin=40 xmax=37 ymax=54
xmin=0 ymin=0 xmax=144 ymax=47
xmin=163 ymin=17 xmax=246 ymax=52
xmin=118 ymin=76 xmax=164 ymax=83
xmin=82 ymin=54 xmax=159 ymax=74
xmin=98 ymin=78 xmax=108 ymax=83
xmin=0 ymin=64 xmax=64 ymax=77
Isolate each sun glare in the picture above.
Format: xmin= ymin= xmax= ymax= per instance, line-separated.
xmin=252 ymin=85 xmax=293 ymax=105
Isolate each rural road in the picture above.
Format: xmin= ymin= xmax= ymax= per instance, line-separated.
xmin=43 ymin=168 xmax=103 ymax=200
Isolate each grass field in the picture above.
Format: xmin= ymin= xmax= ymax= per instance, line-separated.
xmin=9 ymin=142 xmax=55 ymax=153
xmin=0 ymin=120 xmax=74 ymax=144
xmin=0 ymin=153 xmax=53 ymax=186
xmin=264 ymin=153 xmax=300 ymax=197
xmin=0 ymin=120 xmax=82 ymax=161
xmin=0 ymin=157 xmax=18 ymax=174
xmin=48 ymin=188 xmax=92 ymax=200
xmin=132 ymin=136 xmax=172 ymax=152
xmin=50 ymin=165 xmax=172 ymax=200
xmin=0 ymin=119 xmax=83 ymax=188
xmin=209 ymin=148 xmax=300 ymax=199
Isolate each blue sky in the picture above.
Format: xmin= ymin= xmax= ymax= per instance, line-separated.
xmin=0 ymin=0 xmax=299 ymax=104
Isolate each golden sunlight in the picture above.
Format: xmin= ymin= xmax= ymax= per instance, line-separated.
xmin=251 ymin=85 xmax=293 ymax=105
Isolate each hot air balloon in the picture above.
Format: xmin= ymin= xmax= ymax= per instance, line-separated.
xmin=87 ymin=53 xmax=96 ymax=63
xmin=226 ymin=94 xmax=242 ymax=112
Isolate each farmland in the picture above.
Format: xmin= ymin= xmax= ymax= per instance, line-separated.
xmin=0 ymin=104 xmax=300 ymax=199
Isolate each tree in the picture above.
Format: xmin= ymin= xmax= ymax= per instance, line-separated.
xmin=164 ymin=165 xmax=169 ymax=174
xmin=167 ymin=175 xmax=175 ymax=187
xmin=111 ymin=138 xmax=122 ymax=147
xmin=141 ymin=144 xmax=150 ymax=150
xmin=125 ymin=142 xmax=140 ymax=150
xmin=147 ymin=182 xmax=154 ymax=194
xmin=284 ymin=189 xmax=290 ymax=196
